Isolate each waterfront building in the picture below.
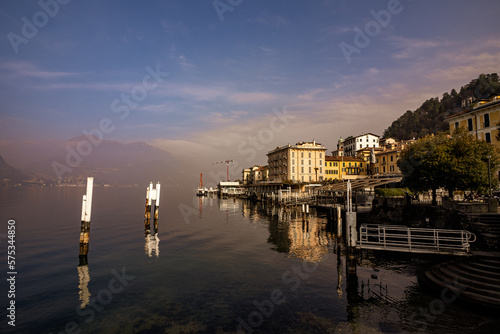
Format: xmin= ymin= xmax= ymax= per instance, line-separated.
xmin=267 ymin=141 xmax=326 ymax=183
xmin=356 ymin=147 xmax=384 ymax=165
xmin=355 ymin=139 xmax=412 ymax=176
xmin=242 ymin=165 xmax=269 ymax=185
xmin=324 ymin=155 xmax=367 ymax=180
xmin=446 ymin=95 xmax=500 ymax=151
xmin=373 ymin=148 xmax=403 ymax=175
xmin=343 ymin=133 xmax=380 ymax=157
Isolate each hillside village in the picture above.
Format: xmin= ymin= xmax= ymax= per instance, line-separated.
xmin=242 ymin=94 xmax=500 ymax=188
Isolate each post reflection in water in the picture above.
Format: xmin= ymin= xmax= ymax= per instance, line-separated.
xmin=78 ymin=243 xmax=91 ymax=309
xmin=78 ymin=177 xmax=93 ymax=309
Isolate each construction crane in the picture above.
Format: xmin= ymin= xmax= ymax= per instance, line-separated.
xmin=212 ymin=159 xmax=234 ymax=182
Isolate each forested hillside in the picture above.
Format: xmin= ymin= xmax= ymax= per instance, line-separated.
xmin=383 ymin=73 xmax=500 ymax=140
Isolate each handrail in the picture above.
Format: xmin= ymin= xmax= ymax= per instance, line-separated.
xmin=359 ymin=224 xmax=476 ymax=255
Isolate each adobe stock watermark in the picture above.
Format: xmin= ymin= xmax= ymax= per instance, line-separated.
xmin=48 ymin=267 xmax=135 ymax=334
xmin=409 ymin=278 xmax=467 ymax=332
xmin=213 ymin=0 xmax=245 ymax=22
xmin=237 ymin=260 xmax=322 ymax=333
xmin=51 ymin=64 xmax=169 ymax=179
xmin=339 ymin=0 xmax=410 ymax=64
xmin=177 ymin=106 xmax=294 ymax=224
xmin=7 ymin=0 xmax=72 ymax=54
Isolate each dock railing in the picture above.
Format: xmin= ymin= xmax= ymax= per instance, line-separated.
xmin=359 ymin=224 xmax=476 ymax=255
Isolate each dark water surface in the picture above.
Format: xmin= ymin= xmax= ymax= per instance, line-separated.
xmin=1 ymin=186 xmax=499 ymax=333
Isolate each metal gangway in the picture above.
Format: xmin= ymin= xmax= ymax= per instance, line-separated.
xmin=358 ymin=224 xmax=476 ymax=255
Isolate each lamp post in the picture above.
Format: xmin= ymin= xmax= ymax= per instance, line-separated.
xmin=488 ymin=155 xmax=492 ymax=198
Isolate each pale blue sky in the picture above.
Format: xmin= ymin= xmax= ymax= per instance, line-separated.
xmin=1 ymin=0 xmax=499 ymax=169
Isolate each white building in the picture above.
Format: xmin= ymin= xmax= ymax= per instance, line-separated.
xmin=343 ymin=133 xmax=380 ymax=157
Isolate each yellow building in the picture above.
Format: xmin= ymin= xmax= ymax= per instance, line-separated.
xmin=446 ymin=95 xmax=500 ymax=150
xmin=374 ymin=148 xmax=402 ymax=175
xmin=267 ymin=141 xmax=326 ymax=183
xmin=324 ymin=156 xmax=367 ymax=180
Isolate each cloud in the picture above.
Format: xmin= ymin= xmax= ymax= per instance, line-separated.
xmin=387 ymin=36 xmax=446 ymax=60
xmin=226 ymin=91 xmax=279 ymax=104
xmin=0 ymin=61 xmax=78 ymax=79
xmin=259 ymin=46 xmax=277 ymax=56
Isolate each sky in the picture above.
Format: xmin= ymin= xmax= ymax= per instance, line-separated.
xmin=1 ymin=0 xmax=500 ymax=184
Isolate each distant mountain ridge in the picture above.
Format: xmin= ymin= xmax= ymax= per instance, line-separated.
xmin=0 ymin=155 xmax=26 ymax=184
xmin=1 ymin=137 xmax=174 ymax=186
xmin=383 ymin=73 xmax=500 ymax=140
xmin=47 ymin=136 xmax=174 ymax=185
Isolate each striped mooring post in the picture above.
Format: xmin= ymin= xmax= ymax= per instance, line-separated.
xmin=79 ymin=177 xmax=93 ymax=265
xmin=144 ymin=182 xmax=161 ymax=234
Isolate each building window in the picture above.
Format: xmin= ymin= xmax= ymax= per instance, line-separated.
xmin=485 ymin=114 xmax=490 ymax=128
xmin=301 ymin=159 xmax=304 ymax=165
xmin=320 ymin=153 xmax=322 ymax=158
xmin=309 ymin=152 xmax=311 ymax=158
xmin=301 ymin=167 xmax=304 ymax=173
xmin=309 ymin=167 xmax=312 ymax=173
xmin=292 ymin=166 xmax=295 ymax=173
xmin=320 ymin=167 xmax=322 ymax=173
xmin=390 ymin=155 xmax=394 ymax=162
xmin=486 ymin=132 xmax=492 ymax=143
xmin=301 ymin=152 xmax=304 ymax=158
xmin=468 ymin=118 xmax=473 ymax=131
xmin=455 ymin=122 xmax=459 ymax=129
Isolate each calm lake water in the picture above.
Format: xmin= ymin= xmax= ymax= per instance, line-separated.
xmin=1 ymin=186 xmax=499 ymax=333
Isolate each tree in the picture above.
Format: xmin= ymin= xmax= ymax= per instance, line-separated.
xmin=398 ymin=129 xmax=500 ymax=205
xmin=398 ymin=133 xmax=450 ymax=205
xmin=443 ymin=128 xmax=500 ymax=195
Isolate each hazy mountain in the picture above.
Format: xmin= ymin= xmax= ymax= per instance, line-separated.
xmin=42 ymin=136 xmax=175 ymax=185
xmin=0 ymin=137 xmax=176 ymax=186
xmin=0 ymin=155 xmax=27 ymax=184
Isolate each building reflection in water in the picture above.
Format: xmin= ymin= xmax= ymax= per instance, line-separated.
xmin=241 ymin=201 xmax=335 ymax=263
xmin=239 ymin=199 xmax=417 ymax=332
